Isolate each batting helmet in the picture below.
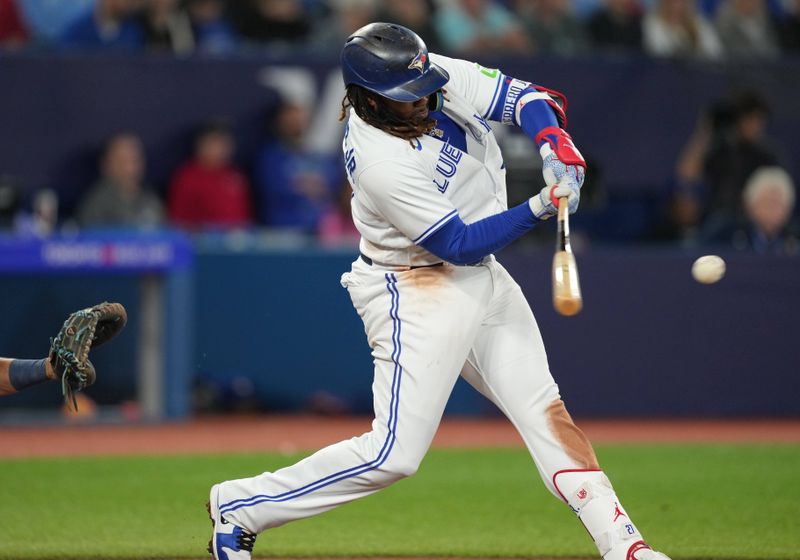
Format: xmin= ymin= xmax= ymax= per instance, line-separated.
xmin=341 ymin=23 xmax=449 ymax=103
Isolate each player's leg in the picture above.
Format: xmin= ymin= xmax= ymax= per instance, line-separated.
xmin=0 ymin=358 xmax=56 ymax=396
xmin=460 ymin=260 xmax=668 ymax=560
xmin=214 ymin=262 xmax=494 ymax=536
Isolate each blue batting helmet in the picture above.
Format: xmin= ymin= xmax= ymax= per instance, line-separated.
xmin=341 ymin=23 xmax=449 ymax=102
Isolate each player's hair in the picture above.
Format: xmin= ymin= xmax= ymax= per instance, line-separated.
xmin=339 ymin=85 xmax=436 ymax=143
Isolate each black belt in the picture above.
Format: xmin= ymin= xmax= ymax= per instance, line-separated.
xmin=359 ymin=253 xmax=444 ymax=269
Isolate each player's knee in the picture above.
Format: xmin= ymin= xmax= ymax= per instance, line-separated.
xmin=389 ymin=458 xmax=420 ymax=478
xmin=379 ymin=454 xmax=421 ymax=481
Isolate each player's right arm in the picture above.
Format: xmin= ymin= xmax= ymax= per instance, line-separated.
xmin=358 ymin=159 xmax=573 ymax=266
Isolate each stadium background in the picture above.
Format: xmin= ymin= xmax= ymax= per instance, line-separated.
xmin=0 ymin=2 xmax=798 ymax=558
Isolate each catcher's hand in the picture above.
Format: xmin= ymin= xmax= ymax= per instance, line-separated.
xmin=49 ymin=302 xmax=127 ymax=410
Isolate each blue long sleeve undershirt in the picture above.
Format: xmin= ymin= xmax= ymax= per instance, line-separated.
xmin=420 ymin=201 xmax=539 ymax=265
xmin=518 ymin=97 xmax=559 ymax=146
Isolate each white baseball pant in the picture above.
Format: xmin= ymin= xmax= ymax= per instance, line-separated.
xmin=216 ymin=257 xmax=649 ymax=560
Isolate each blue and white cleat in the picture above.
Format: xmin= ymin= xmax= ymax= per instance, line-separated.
xmin=207 ymin=483 xmax=257 ymax=560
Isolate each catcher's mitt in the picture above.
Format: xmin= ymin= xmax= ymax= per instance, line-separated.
xmin=49 ymin=302 xmax=127 ymax=410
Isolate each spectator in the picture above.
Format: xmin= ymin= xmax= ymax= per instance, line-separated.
xmin=704 ymin=91 xmax=783 ymax=219
xmin=643 ymin=0 xmax=723 ymax=59
xmin=776 ymin=0 xmax=800 ymax=51
xmin=516 ymin=0 xmax=588 ymax=56
xmin=168 ymin=120 xmax=253 ymax=230
xmin=573 ymin=0 xmax=604 ymax=18
xmin=376 ymin=0 xmax=442 ymax=54
xmin=58 ymin=0 xmax=144 ymax=51
xmin=185 ymin=0 xmax=237 ymax=53
xmin=650 ymin=111 xmax=713 ymax=244
xmin=228 ymin=0 xmax=311 ymax=49
xmin=254 ymin=100 xmax=340 ymax=232
xmin=0 ymin=0 xmax=28 ymax=48
xmin=139 ymin=0 xmax=194 ymax=54
xmin=434 ymin=0 xmax=531 ymax=56
xmin=703 ymin=167 xmax=798 ymax=254
xmin=318 ymin=181 xmax=360 ymax=247
xmin=311 ymin=0 xmax=376 ymax=54
xmin=77 ymin=132 xmax=164 ymax=229
xmin=715 ymin=0 xmax=780 ymax=60
xmin=17 ymin=0 xmax=93 ymax=45
xmin=587 ymin=0 xmax=643 ymax=52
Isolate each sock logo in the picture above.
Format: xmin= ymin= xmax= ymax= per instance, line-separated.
xmin=613 ymin=502 xmax=627 ymax=522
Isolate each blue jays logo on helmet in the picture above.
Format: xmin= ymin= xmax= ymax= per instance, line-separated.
xmin=408 ymin=51 xmax=427 ymax=74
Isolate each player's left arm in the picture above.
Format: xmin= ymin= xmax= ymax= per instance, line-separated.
xmin=431 ymin=54 xmax=586 ymax=209
xmin=500 ymin=80 xmax=586 ymax=212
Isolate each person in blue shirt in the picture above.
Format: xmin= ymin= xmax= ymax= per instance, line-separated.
xmin=58 ymin=0 xmax=143 ymax=51
xmin=253 ymin=99 xmax=341 ymax=232
xmin=17 ymin=0 xmax=94 ymax=45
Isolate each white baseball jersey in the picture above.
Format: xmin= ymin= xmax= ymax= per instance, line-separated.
xmin=343 ymin=53 xmax=529 ymax=267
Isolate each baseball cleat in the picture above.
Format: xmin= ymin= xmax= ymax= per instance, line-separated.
xmin=207 ymin=483 xmax=257 ymax=560
xmin=624 ymin=543 xmax=671 ymax=560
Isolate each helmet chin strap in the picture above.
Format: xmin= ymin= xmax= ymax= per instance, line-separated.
xmin=427 ymin=90 xmax=444 ymax=112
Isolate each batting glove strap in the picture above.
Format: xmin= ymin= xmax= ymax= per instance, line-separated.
xmin=536 ymin=127 xmax=585 ymax=168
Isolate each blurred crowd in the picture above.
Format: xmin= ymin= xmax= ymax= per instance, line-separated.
xmin=654 ymin=90 xmax=797 ymax=253
xmin=0 ymin=89 xmax=793 ymax=254
xmin=0 ymin=106 xmax=358 ymax=246
xmin=0 ymin=0 xmax=799 ymax=60
xmin=0 ymin=0 xmax=797 ymax=254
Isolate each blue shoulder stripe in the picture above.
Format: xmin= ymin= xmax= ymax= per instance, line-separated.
xmin=484 ymin=73 xmax=507 ymax=120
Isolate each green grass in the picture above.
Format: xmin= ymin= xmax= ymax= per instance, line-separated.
xmin=0 ymin=445 xmax=798 ymax=559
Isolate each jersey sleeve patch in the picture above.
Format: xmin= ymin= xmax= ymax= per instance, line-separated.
xmin=487 ymin=77 xmax=532 ymax=124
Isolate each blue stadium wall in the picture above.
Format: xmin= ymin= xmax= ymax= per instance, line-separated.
xmin=0 ymin=244 xmax=797 ymax=418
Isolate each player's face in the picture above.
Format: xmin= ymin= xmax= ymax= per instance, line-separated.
xmin=383 ymin=95 xmax=430 ymax=124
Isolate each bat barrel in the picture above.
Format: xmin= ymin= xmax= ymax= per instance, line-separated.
xmin=552 ymin=251 xmax=583 ymax=316
xmin=552 ymin=197 xmax=583 ymax=316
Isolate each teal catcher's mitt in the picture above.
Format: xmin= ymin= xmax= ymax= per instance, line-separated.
xmin=49 ymin=302 xmax=127 ymax=410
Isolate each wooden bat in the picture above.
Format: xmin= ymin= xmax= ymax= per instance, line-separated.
xmin=552 ymin=197 xmax=583 ymax=316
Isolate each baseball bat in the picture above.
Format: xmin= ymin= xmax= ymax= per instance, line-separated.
xmin=552 ymin=196 xmax=583 ymax=316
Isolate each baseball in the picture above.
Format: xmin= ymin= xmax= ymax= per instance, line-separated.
xmin=692 ymin=255 xmax=726 ymax=284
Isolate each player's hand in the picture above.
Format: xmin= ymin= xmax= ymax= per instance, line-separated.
xmin=536 ymin=127 xmax=585 ymax=202
xmin=541 ymin=142 xmax=585 ymax=195
xmin=529 ymin=181 xmax=579 ymax=220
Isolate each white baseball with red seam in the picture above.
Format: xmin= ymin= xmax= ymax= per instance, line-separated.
xmin=692 ymin=255 xmax=726 ymax=284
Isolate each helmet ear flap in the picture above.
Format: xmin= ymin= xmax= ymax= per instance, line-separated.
xmin=427 ymin=90 xmax=444 ymax=112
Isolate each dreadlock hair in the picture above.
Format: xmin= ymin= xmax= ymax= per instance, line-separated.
xmin=339 ymin=84 xmax=437 ymax=143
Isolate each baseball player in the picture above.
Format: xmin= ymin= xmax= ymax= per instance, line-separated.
xmin=208 ymin=23 xmax=670 ymax=560
xmin=0 ymin=302 xmax=126 ymax=409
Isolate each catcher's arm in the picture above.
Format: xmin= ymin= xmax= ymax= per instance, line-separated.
xmin=0 ymin=357 xmax=56 ymax=397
